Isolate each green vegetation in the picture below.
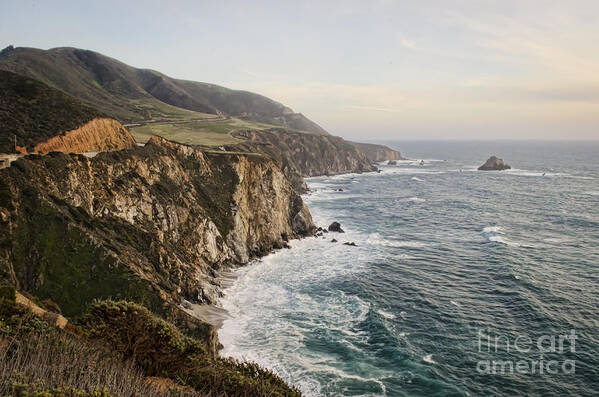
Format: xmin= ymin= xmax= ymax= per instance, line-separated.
xmin=0 ymin=292 xmax=300 ymax=396
xmin=0 ymin=46 xmax=328 ymax=134
xmin=2 ymin=164 xmax=163 ymax=318
xmin=0 ymin=293 xmax=198 ymax=396
xmin=183 ymin=153 xmax=240 ymax=237
xmin=130 ymin=118 xmax=276 ymax=146
xmin=0 ymin=70 xmax=103 ymax=153
xmin=83 ymin=301 xmax=300 ymax=396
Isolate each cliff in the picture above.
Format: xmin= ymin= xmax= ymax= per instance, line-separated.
xmin=348 ymin=141 xmax=403 ymax=162
xmin=32 ymin=118 xmax=137 ymax=154
xmin=226 ymin=129 xmax=377 ymax=191
xmin=0 ymin=136 xmax=314 ymax=322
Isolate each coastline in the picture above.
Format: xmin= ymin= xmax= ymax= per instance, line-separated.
xmin=189 ymin=167 xmax=385 ymax=331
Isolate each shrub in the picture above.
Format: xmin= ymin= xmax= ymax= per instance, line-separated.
xmin=83 ymin=300 xmax=301 ymax=396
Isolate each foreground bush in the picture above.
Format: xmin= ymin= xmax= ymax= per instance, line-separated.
xmin=83 ymin=300 xmax=301 ymax=396
xmin=0 ymin=288 xmax=202 ymax=397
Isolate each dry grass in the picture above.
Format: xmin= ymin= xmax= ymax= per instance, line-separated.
xmin=0 ymin=329 xmax=203 ymax=396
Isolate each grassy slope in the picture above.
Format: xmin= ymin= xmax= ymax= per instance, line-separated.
xmin=130 ymin=118 xmax=277 ymax=146
xmin=0 ymin=46 xmax=328 ymax=135
xmin=0 ymin=70 xmax=104 ymax=153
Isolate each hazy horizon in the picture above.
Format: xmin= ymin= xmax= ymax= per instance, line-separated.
xmin=2 ymin=0 xmax=598 ymax=141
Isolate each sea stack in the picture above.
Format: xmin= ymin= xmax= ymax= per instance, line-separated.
xmin=478 ymin=156 xmax=511 ymax=171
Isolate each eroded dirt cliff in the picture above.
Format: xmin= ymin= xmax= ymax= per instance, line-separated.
xmin=32 ymin=118 xmax=137 ymax=154
xmin=0 ymin=136 xmax=314 ymax=322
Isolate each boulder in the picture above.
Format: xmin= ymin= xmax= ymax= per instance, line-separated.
xmin=328 ymin=222 xmax=345 ymax=233
xmin=331 ymin=238 xmax=338 ymax=243
xmin=388 ymin=160 xmax=397 ymax=165
xmin=478 ymin=156 xmax=511 ymax=171
xmin=343 ymin=242 xmax=357 ymax=247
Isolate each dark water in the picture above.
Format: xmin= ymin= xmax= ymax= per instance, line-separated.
xmin=219 ymin=141 xmax=599 ymax=396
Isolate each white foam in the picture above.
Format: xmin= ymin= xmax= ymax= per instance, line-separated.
xmin=400 ymin=311 xmax=408 ymax=319
xmin=411 ymin=176 xmax=424 ymax=182
xmin=502 ymin=169 xmax=594 ymax=179
xmin=482 ymin=226 xmax=504 ymax=234
xmin=407 ymin=197 xmax=426 ymax=202
xmin=450 ymin=300 xmax=459 ymax=307
xmin=583 ymin=191 xmax=599 ymax=196
xmin=377 ymin=309 xmax=396 ymax=320
xmin=423 ymin=354 xmax=437 ymax=364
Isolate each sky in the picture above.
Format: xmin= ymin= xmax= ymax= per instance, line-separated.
xmin=2 ymin=0 xmax=599 ymax=140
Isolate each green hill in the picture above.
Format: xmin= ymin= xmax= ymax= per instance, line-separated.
xmin=0 ymin=69 xmax=104 ymax=153
xmin=0 ymin=46 xmax=328 ymax=135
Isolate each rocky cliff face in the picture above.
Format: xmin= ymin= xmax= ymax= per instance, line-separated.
xmin=348 ymin=141 xmax=403 ymax=163
xmin=0 ymin=136 xmax=314 ymax=321
xmin=32 ymin=118 xmax=137 ymax=154
xmin=227 ymin=129 xmax=377 ymax=192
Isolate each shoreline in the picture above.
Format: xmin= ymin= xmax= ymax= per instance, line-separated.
xmin=188 ymin=169 xmax=378 ymax=331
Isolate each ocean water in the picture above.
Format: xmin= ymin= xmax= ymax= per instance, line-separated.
xmin=218 ymin=141 xmax=599 ymax=396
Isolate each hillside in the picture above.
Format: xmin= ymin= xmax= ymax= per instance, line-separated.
xmin=0 ymin=69 xmax=106 ymax=153
xmin=349 ymin=141 xmax=404 ymax=162
xmin=0 ymin=46 xmax=328 ymax=134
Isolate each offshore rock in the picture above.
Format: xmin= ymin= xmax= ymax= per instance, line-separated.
xmin=328 ymin=222 xmax=345 ymax=233
xmin=478 ymin=156 xmax=511 ymax=171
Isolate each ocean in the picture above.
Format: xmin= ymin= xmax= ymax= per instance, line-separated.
xmin=218 ymin=141 xmax=599 ymax=396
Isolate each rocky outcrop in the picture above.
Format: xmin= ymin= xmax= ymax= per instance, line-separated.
xmin=328 ymin=222 xmax=344 ymax=233
xmin=478 ymin=156 xmax=511 ymax=171
xmin=348 ymin=141 xmax=403 ymax=162
xmin=227 ymin=129 xmax=377 ymax=192
xmin=0 ymin=136 xmax=314 ymax=320
xmin=32 ymin=118 xmax=136 ymax=154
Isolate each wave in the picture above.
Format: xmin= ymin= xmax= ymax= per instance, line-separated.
xmin=377 ymin=309 xmax=397 ymax=320
xmin=367 ymin=233 xmax=429 ymax=248
xmin=411 ymin=176 xmax=424 ymax=182
xmin=502 ymin=169 xmax=594 ymax=179
xmin=482 ymin=226 xmax=504 ymax=234
xmin=423 ymin=354 xmax=437 ymax=364
xmin=407 ymin=197 xmax=426 ymax=202
xmin=488 ymin=235 xmax=520 ymax=247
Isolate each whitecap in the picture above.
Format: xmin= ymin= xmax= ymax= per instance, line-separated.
xmin=482 ymin=226 xmax=504 ymax=234
xmin=377 ymin=309 xmax=396 ymax=320
xmin=450 ymin=300 xmax=459 ymax=307
xmin=407 ymin=197 xmax=426 ymax=203
xmin=423 ymin=354 xmax=437 ymax=364
xmin=411 ymin=177 xmax=424 ymax=182
xmin=399 ymin=311 xmax=408 ymax=319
